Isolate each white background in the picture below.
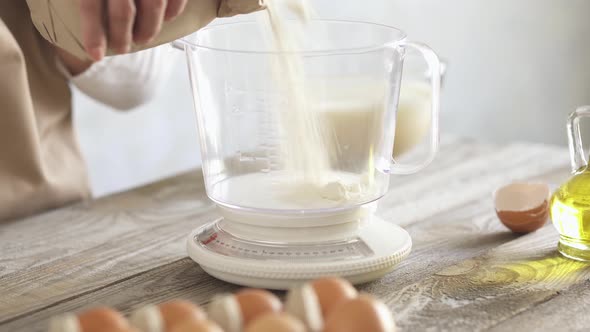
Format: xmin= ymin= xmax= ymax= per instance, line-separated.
xmin=73 ymin=0 xmax=590 ymax=197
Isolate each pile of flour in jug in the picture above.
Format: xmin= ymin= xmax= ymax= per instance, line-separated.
xmin=211 ymin=0 xmax=386 ymax=210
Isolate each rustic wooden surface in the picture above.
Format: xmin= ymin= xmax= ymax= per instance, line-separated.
xmin=1 ymin=137 xmax=589 ymax=332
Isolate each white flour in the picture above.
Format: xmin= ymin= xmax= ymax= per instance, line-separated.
xmin=262 ymin=0 xmax=331 ymax=184
xmin=261 ymin=0 xmax=370 ymax=202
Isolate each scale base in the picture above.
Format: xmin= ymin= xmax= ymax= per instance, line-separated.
xmin=201 ymin=263 xmax=400 ymax=290
xmin=186 ymin=215 xmax=411 ymax=290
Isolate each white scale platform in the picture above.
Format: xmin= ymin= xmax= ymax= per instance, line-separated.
xmin=187 ymin=211 xmax=411 ymax=290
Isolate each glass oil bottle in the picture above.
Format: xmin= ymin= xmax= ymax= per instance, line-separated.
xmin=550 ymin=106 xmax=590 ymax=261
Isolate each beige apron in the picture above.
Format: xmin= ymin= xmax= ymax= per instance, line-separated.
xmin=0 ymin=0 xmax=261 ymax=221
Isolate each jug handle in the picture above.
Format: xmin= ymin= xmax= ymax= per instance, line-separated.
xmin=567 ymin=106 xmax=590 ymax=172
xmin=389 ymin=41 xmax=441 ymax=175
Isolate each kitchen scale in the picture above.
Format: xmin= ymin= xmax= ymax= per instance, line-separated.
xmin=177 ymin=18 xmax=440 ymax=289
xmin=187 ymin=204 xmax=412 ymax=289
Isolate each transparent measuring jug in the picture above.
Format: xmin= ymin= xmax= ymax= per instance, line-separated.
xmin=175 ymin=20 xmax=441 ymax=224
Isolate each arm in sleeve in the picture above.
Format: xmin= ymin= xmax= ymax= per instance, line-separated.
xmin=56 ymin=44 xmax=176 ymax=111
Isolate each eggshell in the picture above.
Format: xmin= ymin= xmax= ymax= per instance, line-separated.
xmin=323 ymin=295 xmax=397 ymax=332
xmin=310 ymin=277 xmax=357 ymax=316
xmin=169 ymin=319 xmax=223 ymax=332
xmin=244 ymin=313 xmax=306 ymax=332
xmin=207 ymin=294 xmax=243 ymax=332
xmin=235 ymin=289 xmax=282 ymax=326
xmin=284 ymin=283 xmax=323 ymax=332
xmin=494 ymin=182 xmax=550 ymax=233
xmin=130 ymin=300 xmax=205 ymax=332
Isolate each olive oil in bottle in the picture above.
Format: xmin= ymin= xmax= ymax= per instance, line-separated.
xmin=551 ymin=106 xmax=590 ymax=261
xmin=550 ymin=166 xmax=590 ymax=260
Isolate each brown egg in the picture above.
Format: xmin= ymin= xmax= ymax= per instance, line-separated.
xmin=48 ymin=307 xmax=130 ymax=332
xmin=235 ymin=289 xmax=283 ymax=326
xmin=159 ymin=300 xmax=206 ymax=330
xmin=310 ymin=277 xmax=357 ymax=317
xmin=323 ymin=295 xmax=397 ymax=332
xmin=285 ymin=277 xmax=357 ymax=332
xmin=130 ymin=300 xmax=206 ymax=332
xmin=169 ymin=319 xmax=223 ymax=332
xmin=78 ymin=307 xmax=130 ymax=332
xmin=207 ymin=289 xmax=282 ymax=332
xmin=494 ymin=182 xmax=550 ymax=233
xmin=244 ymin=313 xmax=306 ymax=332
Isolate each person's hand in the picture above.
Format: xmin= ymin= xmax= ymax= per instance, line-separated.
xmin=80 ymin=0 xmax=188 ymax=61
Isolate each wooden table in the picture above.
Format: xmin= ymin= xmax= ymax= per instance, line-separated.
xmin=2 ymin=137 xmax=590 ymax=332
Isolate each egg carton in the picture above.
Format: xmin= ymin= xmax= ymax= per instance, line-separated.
xmin=48 ymin=277 xmax=397 ymax=332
